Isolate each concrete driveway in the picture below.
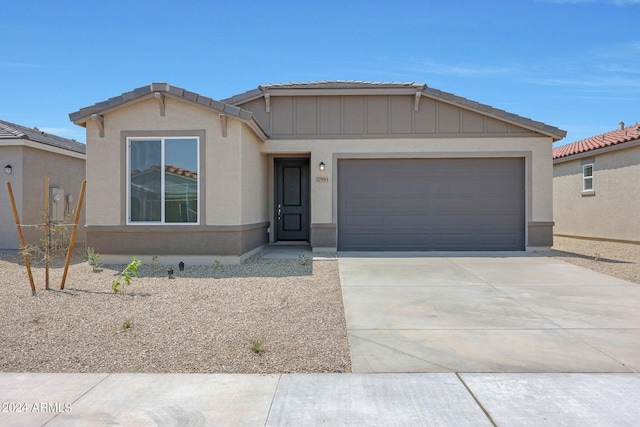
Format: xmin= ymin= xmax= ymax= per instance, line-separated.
xmin=339 ymin=251 xmax=640 ymax=373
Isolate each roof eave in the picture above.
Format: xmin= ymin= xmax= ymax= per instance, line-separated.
xmin=70 ymin=83 xmax=268 ymax=141
xmin=421 ymin=88 xmax=566 ymax=141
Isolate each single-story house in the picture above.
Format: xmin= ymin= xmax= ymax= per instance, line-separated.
xmin=553 ymin=122 xmax=640 ymax=244
xmin=0 ymin=119 xmax=86 ymax=252
xmin=69 ymin=81 xmax=566 ymax=263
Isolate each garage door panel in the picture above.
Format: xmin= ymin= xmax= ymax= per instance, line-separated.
xmin=384 ymin=215 xmax=429 ymax=227
xmin=385 ymin=181 xmax=427 ymax=196
xmin=342 ymin=198 xmax=387 ymax=210
xmin=342 ymin=214 xmax=385 ymax=227
xmin=473 ymin=214 xmax=520 ymax=226
xmin=338 ymin=158 xmax=525 ymax=251
xmin=386 ymin=198 xmax=430 ymax=210
xmin=343 ymin=178 xmax=386 ymax=196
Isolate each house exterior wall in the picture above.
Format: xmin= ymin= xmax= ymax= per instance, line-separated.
xmin=553 ymin=144 xmax=640 ymax=243
xmin=0 ymin=146 xmax=22 ymax=251
xmin=21 ymin=146 xmax=86 ymax=246
xmin=260 ymin=135 xmax=554 ymax=249
xmin=240 ymin=125 xmax=269 ymax=225
xmin=1 ymin=145 xmax=85 ymax=252
xmin=84 ymin=96 xmax=268 ymax=259
xmin=77 ymin=84 xmax=559 ymax=259
xmin=239 ymin=95 xmax=537 ymax=139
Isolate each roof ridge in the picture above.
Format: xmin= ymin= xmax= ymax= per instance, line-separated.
xmin=258 ymin=80 xmax=426 ymax=89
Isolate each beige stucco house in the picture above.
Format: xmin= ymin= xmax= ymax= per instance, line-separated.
xmin=0 ymin=119 xmax=86 ymax=252
xmin=553 ymin=122 xmax=640 ymax=244
xmin=69 ymin=81 xmax=565 ymax=263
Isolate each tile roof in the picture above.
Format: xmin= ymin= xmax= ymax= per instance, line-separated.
xmin=222 ymin=80 xmax=427 ymax=104
xmin=0 ymin=119 xmax=86 ymax=154
xmin=261 ymin=80 xmax=426 ymax=90
xmin=69 ymin=83 xmax=255 ymax=124
xmin=69 ymin=81 xmax=566 ymax=142
xmin=553 ymin=122 xmax=640 ymax=160
xmin=223 ymin=80 xmax=566 ymax=141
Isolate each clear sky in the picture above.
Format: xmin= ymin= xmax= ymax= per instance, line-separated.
xmin=1 ymin=0 xmax=638 ymax=146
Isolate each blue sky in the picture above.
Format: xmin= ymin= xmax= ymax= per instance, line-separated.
xmin=1 ymin=0 xmax=638 ymax=146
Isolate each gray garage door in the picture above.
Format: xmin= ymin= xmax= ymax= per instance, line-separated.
xmin=338 ymin=158 xmax=525 ymax=251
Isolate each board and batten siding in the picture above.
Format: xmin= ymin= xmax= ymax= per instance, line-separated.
xmin=239 ymin=95 xmax=537 ymax=138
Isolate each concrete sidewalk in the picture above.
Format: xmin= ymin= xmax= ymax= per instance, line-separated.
xmin=1 ymin=372 xmax=639 ymax=426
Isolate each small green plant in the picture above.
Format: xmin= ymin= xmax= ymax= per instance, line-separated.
xmin=250 ymin=338 xmax=264 ymax=354
xmin=299 ymin=253 xmax=309 ymax=266
xmin=280 ymin=295 xmax=289 ymax=307
xmin=151 ymin=255 xmax=160 ymax=275
xmin=84 ymin=247 xmax=102 ymax=272
xmin=594 ymin=253 xmax=600 ymax=262
xmin=213 ymin=259 xmax=222 ymax=270
xmin=122 ymin=319 xmax=132 ymax=330
xmin=112 ymin=257 xmax=142 ymax=293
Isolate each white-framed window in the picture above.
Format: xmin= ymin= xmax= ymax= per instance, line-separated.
xmin=127 ymin=137 xmax=199 ymax=224
xmin=582 ymin=163 xmax=594 ymax=192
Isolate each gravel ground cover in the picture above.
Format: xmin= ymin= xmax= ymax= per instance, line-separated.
xmin=0 ymin=253 xmax=351 ymax=374
xmin=536 ymin=236 xmax=640 ymax=285
xmin=2 ymin=237 xmax=637 ymax=374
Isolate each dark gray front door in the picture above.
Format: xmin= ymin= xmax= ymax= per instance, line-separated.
xmin=338 ymin=158 xmax=525 ymax=251
xmin=275 ymin=159 xmax=309 ymax=241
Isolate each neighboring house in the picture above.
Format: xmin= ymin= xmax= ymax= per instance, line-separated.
xmin=553 ymin=122 xmax=640 ymax=244
xmin=0 ymin=119 xmax=86 ymax=252
xmin=69 ymin=81 xmax=565 ymax=263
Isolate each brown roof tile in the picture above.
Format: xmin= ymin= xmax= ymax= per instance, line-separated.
xmin=553 ymin=122 xmax=640 ymax=159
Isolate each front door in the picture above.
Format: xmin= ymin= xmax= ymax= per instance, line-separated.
xmin=275 ymin=159 xmax=309 ymax=241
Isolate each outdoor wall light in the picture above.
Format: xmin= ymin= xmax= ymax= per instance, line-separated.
xmin=4 ymin=165 xmax=12 ymax=175
xmin=319 ymin=162 xmax=325 ymax=171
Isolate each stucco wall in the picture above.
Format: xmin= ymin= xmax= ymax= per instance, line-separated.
xmin=260 ymin=136 xmax=554 ymax=237
xmin=553 ymin=144 xmax=640 ymax=243
xmin=21 ymin=146 xmax=86 ymax=246
xmin=86 ymin=97 xmax=255 ymax=227
xmin=0 ymin=146 xmax=22 ymax=251
xmin=240 ymin=125 xmax=268 ymax=224
xmin=1 ymin=145 xmax=85 ymax=251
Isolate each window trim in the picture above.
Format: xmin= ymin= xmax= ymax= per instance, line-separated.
xmin=582 ymin=162 xmax=594 ymax=194
xmin=126 ymin=136 xmax=200 ymax=225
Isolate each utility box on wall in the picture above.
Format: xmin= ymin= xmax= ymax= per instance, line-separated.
xmin=49 ymin=187 xmax=65 ymax=222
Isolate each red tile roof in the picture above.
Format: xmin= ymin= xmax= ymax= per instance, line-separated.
xmin=553 ymin=122 xmax=640 ymax=159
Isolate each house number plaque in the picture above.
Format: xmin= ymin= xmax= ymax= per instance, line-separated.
xmin=316 ymin=177 xmax=329 ymax=183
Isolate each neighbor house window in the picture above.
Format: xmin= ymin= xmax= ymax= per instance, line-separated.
xmin=128 ymin=137 xmax=199 ymax=224
xmin=582 ymin=163 xmax=593 ymax=192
